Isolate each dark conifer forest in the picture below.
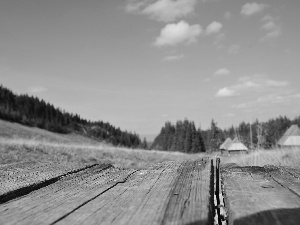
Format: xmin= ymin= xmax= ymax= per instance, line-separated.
xmin=153 ymin=117 xmax=300 ymax=152
xmin=0 ymin=85 xmax=142 ymax=148
xmin=151 ymin=120 xmax=206 ymax=153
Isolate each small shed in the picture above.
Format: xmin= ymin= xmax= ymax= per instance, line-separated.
xmin=226 ymin=137 xmax=248 ymax=155
xmin=220 ymin=138 xmax=232 ymax=155
xmin=277 ymin=125 xmax=300 ymax=147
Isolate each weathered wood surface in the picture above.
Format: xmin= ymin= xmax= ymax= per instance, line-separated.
xmin=0 ymin=161 xmax=98 ymax=198
xmin=0 ymin=158 xmax=211 ymax=225
xmin=221 ymin=164 xmax=300 ymax=225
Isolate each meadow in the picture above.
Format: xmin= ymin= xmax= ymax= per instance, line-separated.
xmin=220 ymin=147 xmax=300 ymax=169
xmin=0 ymin=120 xmax=204 ymax=169
xmin=1 ymin=119 xmax=300 ymax=169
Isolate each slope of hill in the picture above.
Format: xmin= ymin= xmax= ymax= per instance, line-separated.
xmin=0 ymin=119 xmax=100 ymax=145
xmin=0 ymin=85 xmax=143 ymax=148
xmin=0 ymin=120 xmax=204 ymax=169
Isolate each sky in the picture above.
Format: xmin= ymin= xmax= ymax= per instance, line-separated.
xmin=0 ymin=0 xmax=300 ymax=140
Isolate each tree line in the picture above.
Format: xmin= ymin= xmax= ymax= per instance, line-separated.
xmin=201 ymin=117 xmax=300 ymax=151
xmin=152 ymin=116 xmax=300 ymax=153
xmin=2 ymin=84 xmax=299 ymax=152
xmin=151 ymin=120 xmax=206 ymax=153
xmin=0 ymin=85 xmax=144 ymax=148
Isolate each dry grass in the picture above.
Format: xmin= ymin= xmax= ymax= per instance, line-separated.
xmin=221 ymin=147 xmax=300 ymax=168
xmin=0 ymin=120 xmax=101 ymax=145
xmin=0 ymin=120 xmax=205 ymax=169
xmin=0 ymin=138 xmax=204 ymax=169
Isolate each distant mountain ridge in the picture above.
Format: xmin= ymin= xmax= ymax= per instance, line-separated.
xmin=0 ymin=85 xmax=145 ymax=149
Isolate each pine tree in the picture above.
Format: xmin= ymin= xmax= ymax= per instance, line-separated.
xmin=141 ymin=138 xmax=148 ymax=149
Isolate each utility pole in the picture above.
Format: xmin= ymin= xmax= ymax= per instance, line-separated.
xmin=257 ymin=123 xmax=262 ymax=150
xmin=250 ymin=121 xmax=253 ymax=150
xmin=234 ymin=127 xmax=238 ymax=140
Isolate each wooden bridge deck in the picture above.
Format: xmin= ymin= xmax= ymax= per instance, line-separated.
xmin=1 ymin=158 xmax=300 ymax=225
xmin=0 ymin=158 xmax=211 ymax=225
xmin=221 ymin=163 xmax=300 ymax=225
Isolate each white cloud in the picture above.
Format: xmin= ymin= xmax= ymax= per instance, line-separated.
xmin=232 ymin=92 xmax=300 ymax=109
xmin=154 ymin=20 xmax=202 ymax=46
xmin=214 ymin=68 xmax=230 ymax=76
xmin=257 ymin=93 xmax=300 ymax=104
xmin=202 ymin=0 xmax=221 ymax=2
xmin=216 ymin=75 xmax=289 ymax=98
xmin=205 ymin=21 xmax=223 ymax=35
xmin=216 ymin=87 xmax=238 ymax=97
xmin=238 ymin=76 xmax=289 ymax=89
xmin=232 ymin=103 xmax=247 ymax=109
xmin=225 ymin=11 xmax=233 ymax=20
xmin=241 ymin=2 xmax=268 ymax=16
xmin=228 ymin=44 xmax=240 ymax=55
xmin=28 ymin=86 xmax=48 ymax=93
xmin=265 ymin=80 xmax=289 ymax=87
xmin=126 ymin=0 xmax=148 ymax=13
xmin=260 ymin=15 xmax=282 ymax=41
xmin=126 ymin=0 xmax=197 ymax=22
xmin=262 ymin=21 xmax=276 ymax=30
xmin=263 ymin=29 xmax=282 ymax=40
xmin=163 ymin=54 xmax=184 ymax=61
xmin=257 ymin=94 xmax=283 ymax=103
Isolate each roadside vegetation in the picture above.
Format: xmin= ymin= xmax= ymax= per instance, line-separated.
xmin=0 ymin=120 xmax=204 ymax=169
xmin=220 ymin=147 xmax=300 ymax=168
xmin=0 ymin=138 xmax=204 ymax=169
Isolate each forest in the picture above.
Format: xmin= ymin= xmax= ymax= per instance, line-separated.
xmin=0 ymin=85 xmax=145 ymax=149
xmin=153 ymin=117 xmax=300 ymax=153
xmin=151 ymin=120 xmax=206 ymax=153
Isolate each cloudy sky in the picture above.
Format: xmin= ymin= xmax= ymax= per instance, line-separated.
xmin=1 ymin=0 xmax=299 ymax=139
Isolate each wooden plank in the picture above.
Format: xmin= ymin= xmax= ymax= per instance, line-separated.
xmin=222 ymin=164 xmax=300 ymax=225
xmin=162 ymin=159 xmax=211 ymax=225
xmin=55 ymin=158 xmax=211 ymax=225
xmin=0 ymin=165 xmax=136 ymax=225
xmin=0 ymin=161 xmax=97 ymax=198
xmin=0 ymin=159 xmax=211 ymax=225
xmin=270 ymin=167 xmax=300 ymax=197
xmin=281 ymin=166 xmax=300 ymax=179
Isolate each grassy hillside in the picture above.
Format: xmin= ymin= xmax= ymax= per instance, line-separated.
xmin=0 ymin=120 xmax=204 ymax=169
xmin=0 ymin=119 xmax=101 ymax=145
xmin=0 ymin=85 xmax=142 ymax=148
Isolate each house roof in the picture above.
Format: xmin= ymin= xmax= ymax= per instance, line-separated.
xmin=283 ymin=136 xmax=300 ymax=146
xmin=226 ymin=137 xmax=248 ymax=151
xmin=227 ymin=143 xmax=248 ymax=151
xmin=232 ymin=137 xmax=240 ymax=143
xmin=220 ymin=138 xmax=232 ymax=150
xmin=278 ymin=125 xmax=300 ymax=146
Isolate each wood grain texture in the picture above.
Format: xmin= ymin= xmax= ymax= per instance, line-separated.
xmin=162 ymin=159 xmax=211 ymax=225
xmin=0 ymin=165 xmax=136 ymax=225
xmin=222 ymin=164 xmax=300 ymax=225
xmin=55 ymin=159 xmax=211 ymax=225
xmin=0 ymin=159 xmax=211 ymax=225
xmin=0 ymin=161 xmax=97 ymax=197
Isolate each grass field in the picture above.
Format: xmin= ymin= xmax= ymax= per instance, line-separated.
xmin=220 ymin=147 xmax=300 ymax=168
xmin=2 ymin=120 xmax=299 ymax=169
xmin=0 ymin=120 xmax=204 ymax=169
